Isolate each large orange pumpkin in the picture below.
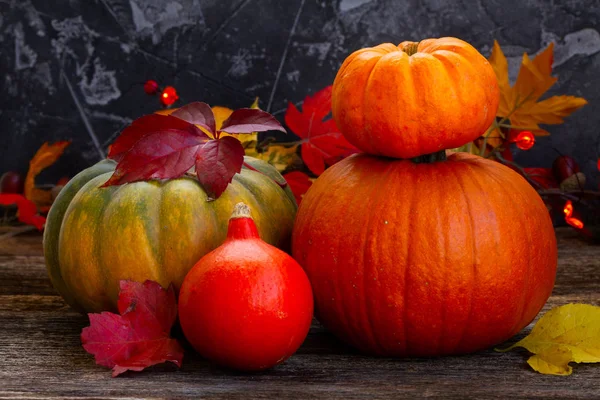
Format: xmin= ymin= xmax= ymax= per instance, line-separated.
xmin=292 ymin=152 xmax=557 ymax=356
xmin=332 ymin=37 xmax=499 ymax=158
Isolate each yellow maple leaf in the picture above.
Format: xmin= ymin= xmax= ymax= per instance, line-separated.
xmin=25 ymin=141 xmax=70 ymax=209
xmin=498 ymin=303 xmax=600 ymax=375
xmin=489 ymin=41 xmax=587 ymax=137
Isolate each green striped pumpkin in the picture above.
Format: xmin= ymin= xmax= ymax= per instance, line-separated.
xmin=43 ymin=157 xmax=297 ymax=313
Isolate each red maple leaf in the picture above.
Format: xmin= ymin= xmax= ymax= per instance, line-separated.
xmin=283 ymin=171 xmax=312 ymax=204
xmin=284 ymin=86 xmax=357 ymax=176
xmin=0 ymin=194 xmax=46 ymax=230
xmin=104 ymin=102 xmax=285 ymax=199
xmin=81 ymin=280 xmax=183 ymax=377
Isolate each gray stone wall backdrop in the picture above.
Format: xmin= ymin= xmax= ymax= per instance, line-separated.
xmin=1 ymin=0 xmax=599 ymax=187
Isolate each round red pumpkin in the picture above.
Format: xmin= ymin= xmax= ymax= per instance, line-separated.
xmin=179 ymin=203 xmax=314 ymax=371
xmin=332 ymin=37 xmax=499 ymax=158
xmin=292 ymin=152 xmax=556 ymax=356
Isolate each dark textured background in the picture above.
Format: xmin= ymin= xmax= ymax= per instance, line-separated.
xmin=1 ymin=0 xmax=599 ymax=187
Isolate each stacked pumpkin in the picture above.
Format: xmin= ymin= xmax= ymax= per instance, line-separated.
xmin=292 ymin=38 xmax=557 ymax=356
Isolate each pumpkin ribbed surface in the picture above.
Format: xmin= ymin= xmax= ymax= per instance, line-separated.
xmin=332 ymin=37 xmax=499 ymax=158
xmin=44 ymin=157 xmax=297 ymax=313
xmin=292 ymin=152 xmax=556 ymax=356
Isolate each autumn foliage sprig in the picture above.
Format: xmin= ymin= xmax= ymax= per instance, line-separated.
xmin=103 ymin=103 xmax=286 ymax=199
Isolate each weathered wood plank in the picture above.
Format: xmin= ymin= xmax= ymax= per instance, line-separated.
xmin=0 ymin=228 xmax=598 ymax=399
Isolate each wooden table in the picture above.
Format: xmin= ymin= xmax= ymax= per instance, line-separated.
xmin=0 ymin=228 xmax=598 ymax=399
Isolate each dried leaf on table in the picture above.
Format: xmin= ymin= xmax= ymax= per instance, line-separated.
xmin=497 ymin=303 xmax=600 ymax=375
xmin=81 ymin=280 xmax=183 ymax=377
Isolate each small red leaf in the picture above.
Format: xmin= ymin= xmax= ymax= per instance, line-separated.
xmin=285 ymin=86 xmax=357 ymax=176
xmin=0 ymin=194 xmax=46 ymax=230
xmin=220 ymin=108 xmax=286 ymax=134
xmin=117 ymin=280 xmax=178 ymax=335
xmin=283 ymin=171 xmax=312 ymax=204
xmin=81 ymin=280 xmax=183 ymax=377
xmin=108 ymin=115 xmax=208 ymax=162
xmin=103 ymin=128 xmax=208 ymax=187
xmin=195 ymin=136 xmax=245 ymax=200
xmin=171 ymin=102 xmax=216 ymax=136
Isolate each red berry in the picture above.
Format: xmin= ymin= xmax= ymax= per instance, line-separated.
xmin=0 ymin=171 xmax=25 ymax=194
xmin=178 ymin=203 xmax=313 ymax=371
xmin=160 ymin=86 xmax=178 ymax=106
xmin=143 ymin=80 xmax=159 ymax=95
xmin=514 ymin=131 xmax=535 ymax=150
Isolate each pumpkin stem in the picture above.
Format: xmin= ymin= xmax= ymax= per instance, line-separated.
xmin=402 ymin=42 xmax=420 ymax=56
xmin=410 ymin=150 xmax=447 ymax=164
xmin=231 ymin=202 xmax=252 ymax=219
xmin=227 ymin=203 xmax=260 ymax=240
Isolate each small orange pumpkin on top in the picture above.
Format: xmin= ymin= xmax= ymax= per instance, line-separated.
xmin=332 ymin=37 xmax=499 ymax=159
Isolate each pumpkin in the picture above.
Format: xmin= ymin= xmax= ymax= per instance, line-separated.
xmin=44 ymin=157 xmax=297 ymax=313
xmin=179 ymin=203 xmax=313 ymax=371
xmin=292 ymin=152 xmax=557 ymax=356
xmin=331 ymin=37 xmax=499 ymax=159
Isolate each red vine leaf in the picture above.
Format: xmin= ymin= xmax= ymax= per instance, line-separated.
xmin=103 ymin=131 xmax=206 ymax=187
xmin=195 ymin=136 xmax=245 ymax=200
xmin=171 ymin=102 xmax=216 ymax=136
xmin=284 ymin=86 xmax=357 ymax=176
xmin=220 ymin=108 xmax=286 ymax=135
xmin=105 ymin=106 xmax=284 ymax=199
xmin=108 ymin=115 xmax=209 ymax=163
xmin=283 ymin=171 xmax=312 ymax=204
xmin=81 ymin=280 xmax=183 ymax=377
xmin=0 ymin=194 xmax=46 ymax=230
xmin=103 ymin=115 xmax=210 ymax=187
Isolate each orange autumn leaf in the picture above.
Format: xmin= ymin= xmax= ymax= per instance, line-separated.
xmin=489 ymin=41 xmax=587 ymax=137
xmin=25 ymin=141 xmax=70 ymax=208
